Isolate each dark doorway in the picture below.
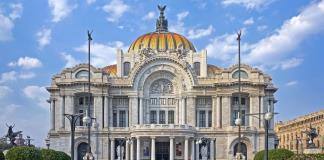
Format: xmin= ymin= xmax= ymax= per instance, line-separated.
xmin=77 ymin=142 xmax=88 ymax=160
xmin=156 ymin=142 xmax=169 ymax=160
xmin=233 ymin=142 xmax=247 ymax=159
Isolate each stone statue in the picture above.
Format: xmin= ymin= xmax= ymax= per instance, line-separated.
xmin=5 ymin=124 xmax=22 ymax=145
xmin=116 ymin=145 xmax=124 ymax=159
xmin=303 ymin=124 xmax=318 ymax=148
xmin=200 ymin=145 xmax=208 ymax=160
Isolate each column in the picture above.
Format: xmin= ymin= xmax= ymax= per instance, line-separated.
xmin=50 ymin=99 xmax=55 ymax=130
xmin=190 ymin=139 xmax=195 ymax=160
xmin=104 ymin=96 xmax=109 ymax=128
xmin=65 ymin=95 xmax=74 ymax=128
xmin=60 ymin=96 xmax=65 ymax=129
xmin=210 ymin=139 xmax=215 ymax=160
xmin=130 ymin=96 xmax=138 ymax=126
xmin=151 ymin=137 xmax=156 ymax=160
xmin=260 ymin=96 xmax=264 ymax=128
xmin=212 ymin=96 xmax=217 ymax=128
xmin=186 ymin=96 xmax=196 ymax=126
xmin=216 ymin=96 xmax=222 ymax=128
xmin=184 ymin=137 xmax=189 ymax=160
xmin=94 ymin=95 xmax=103 ymax=129
xmin=195 ymin=140 xmax=199 ymax=160
xmin=170 ymin=137 xmax=174 ymax=160
xmin=130 ymin=139 xmax=134 ymax=160
xmin=249 ymin=96 xmax=254 ymax=127
xmin=139 ymin=98 xmax=143 ymax=124
xmin=176 ymin=98 xmax=179 ymax=124
xmin=181 ymin=97 xmax=186 ymax=124
xmin=109 ymin=97 xmax=113 ymax=127
xmin=126 ymin=140 xmax=130 ymax=160
xmin=110 ymin=138 xmax=115 ymax=160
xmin=136 ymin=137 xmax=140 ymax=160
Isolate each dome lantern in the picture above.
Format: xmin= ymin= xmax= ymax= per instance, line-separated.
xmin=156 ymin=5 xmax=168 ymax=32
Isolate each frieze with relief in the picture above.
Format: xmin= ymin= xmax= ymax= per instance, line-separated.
xmin=150 ymin=79 xmax=173 ymax=94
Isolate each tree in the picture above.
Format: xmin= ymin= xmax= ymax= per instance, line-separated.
xmin=254 ymin=149 xmax=294 ymax=160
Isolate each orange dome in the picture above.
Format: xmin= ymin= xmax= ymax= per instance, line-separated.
xmin=128 ymin=32 xmax=196 ymax=52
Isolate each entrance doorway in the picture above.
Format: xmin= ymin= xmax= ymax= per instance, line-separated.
xmin=233 ymin=142 xmax=247 ymax=159
xmin=156 ymin=142 xmax=169 ymax=160
xmin=77 ymin=142 xmax=88 ymax=160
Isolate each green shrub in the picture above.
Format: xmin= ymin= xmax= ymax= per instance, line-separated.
xmin=5 ymin=146 xmax=42 ymax=160
xmin=254 ymin=149 xmax=294 ymax=160
xmin=0 ymin=151 xmax=5 ymax=160
xmin=288 ymin=154 xmax=324 ymax=160
xmin=40 ymin=149 xmax=60 ymax=160
xmin=56 ymin=151 xmax=71 ymax=160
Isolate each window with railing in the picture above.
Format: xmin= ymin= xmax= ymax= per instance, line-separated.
xmin=168 ymin=110 xmax=174 ymax=124
xmin=150 ymin=111 xmax=157 ymax=124
xmin=159 ymin=111 xmax=166 ymax=124
xmin=199 ymin=111 xmax=206 ymax=127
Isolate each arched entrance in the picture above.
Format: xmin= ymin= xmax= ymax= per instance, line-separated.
xmin=77 ymin=142 xmax=88 ymax=160
xmin=233 ymin=142 xmax=247 ymax=159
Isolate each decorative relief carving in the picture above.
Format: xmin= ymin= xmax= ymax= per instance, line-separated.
xmin=150 ymin=79 xmax=173 ymax=94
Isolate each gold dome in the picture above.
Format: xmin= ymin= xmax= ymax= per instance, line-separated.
xmin=128 ymin=5 xmax=196 ymax=53
xmin=128 ymin=32 xmax=196 ymax=52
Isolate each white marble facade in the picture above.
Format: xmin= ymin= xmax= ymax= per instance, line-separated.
xmin=47 ymin=7 xmax=277 ymax=160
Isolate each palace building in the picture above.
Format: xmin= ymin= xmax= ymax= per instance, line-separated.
xmin=275 ymin=110 xmax=324 ymax=153
xmin=47 ymin=6 xmax=277 ymax=160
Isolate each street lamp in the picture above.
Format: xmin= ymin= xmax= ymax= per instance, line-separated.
xmin=83 ymin=30 xmax=94 ymax=160
xmin=45 ymin=137 xmax=50 ymax=149
xmin=65 ymin=113 xmax=84 ymax=160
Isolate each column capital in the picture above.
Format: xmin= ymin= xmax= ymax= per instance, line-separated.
xmin=150 ymin=136 xmax=156 ymax=139
xmin=169 ymin=136 xmax=175 ymax=139
xmin=110 ymin=138 xmax=115 ymax=141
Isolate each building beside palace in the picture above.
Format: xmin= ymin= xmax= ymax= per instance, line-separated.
xmin=275 ymin=110 xmax=324 ymax=153
xmin=47 ymin=6 xmax=277 ymax=160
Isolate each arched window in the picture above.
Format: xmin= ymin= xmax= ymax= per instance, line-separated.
xmin=123 ymin=62 xmax=130 ymax=76
xmin=75 ymin=70 xmax=89 ymax=78
xmin=232 ymin=70 xmax=248 ymax=79
xmin=194 ymin=62 xmax=200 ymax=76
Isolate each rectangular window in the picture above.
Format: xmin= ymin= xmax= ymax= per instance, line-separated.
xmin=168 ymin=111 xmax=174 ymax=124
xmin=194 ymin=62 xmax=200 ymax=76
xmin=159 ymin=111 xmax=166 ymax=124
xmin=208 ymin=110 xmax=212 ymax=127
xmin=233 ymin=97 xmax=239 ymax=105
xmin=113 ymin=110 xmax=117 ymax=127
xmin=150 ymin=111 xmax=157 ymax=124
xmin=119 ymin=110 xmax=126 ymax=127
xmin=79 ymin=97 xmax=84 ymax=105
xmin=79 ymin=110 xmax=84 ymax=126
xmin=199 ymin=111 xmax=206 ymax=127
xmin=241 ymin=97 xmax=246 ymax=105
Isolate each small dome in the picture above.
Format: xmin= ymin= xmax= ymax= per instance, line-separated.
xmin=128 ymin=32 xmax=196 ymax=52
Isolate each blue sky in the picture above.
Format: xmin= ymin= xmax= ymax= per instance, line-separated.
xmin=1 ymin=0 xmax=324 ymax=146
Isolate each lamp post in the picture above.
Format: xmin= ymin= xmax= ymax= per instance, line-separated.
xmin=45 ymin=137 xmax=50 ymax=149
xmin=83 ymin=30 xmax=95 ymax=160
xmin=245 ymin=99 xmax=278 ymax=160
xmin=65 ymin=113 xmax=84 ymax=160
xmin=235 ymin=30 xmax=244 ymax=160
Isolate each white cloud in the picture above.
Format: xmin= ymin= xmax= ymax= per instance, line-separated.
xmin=169 ymin=11 xmax=189 ymax=34
xmin=0 ymin=3 xmax=23 ymax=41
xmin=8 ymin=57 xmax=42 ymax=69
xmin=206 ymin=0 xmax=324 ymax=70
xmin=9 ymin=3 xmax=23 ymax=20
xmin=222 ymin=0 xmax=275 ymax=9
xmin=86 ymin=0 xmax=96 ymax=5
xmin=257 ymin=25 xmax=268 ymax=31
xmin=278 ymin=58 xmax=303 ymax=70
xmin=19 ymin=72 xmax=36 ymax=79
xmin=61 ymin=52 xmax=80 ymax=68
xmin=0 ymin=86 xmax=12 ymax=98
xmin=23 ymin=85 xmax=49 ymax=109
xmin=48 ymin=0 xmax=76 ymax=22
xmin=75 ymin=41 xmax=126 ymax=67
xmin=245 ymin=0 xmax=324 ymax=66
xmin=286 ymin=80 xmax=298 ymax=86
xmin=243 ymin=17 xmax=254 ymax=25
xmin=187 ymin=25 xmax=214 ymax=39
xmin=0 ymin=71 xmax=17 ymax=84
xmin=36 ymin=28 xmax=52 ymax=49
xmin=142 ymin=11 xmax=156 ymax=21
xmin=102 ymin=0 xmax=129 ymax=22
